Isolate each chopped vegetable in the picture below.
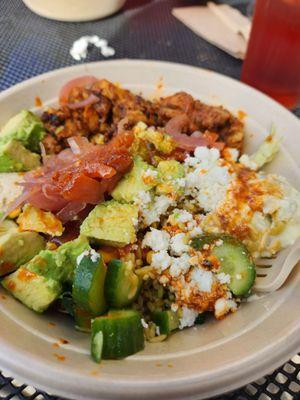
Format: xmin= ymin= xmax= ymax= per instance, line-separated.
xmin=105 ymin=259 xmax=141 ymax=308
xmin=152 ymin=310 xmax=179 ymax=334
xmin=91 ymin=309 xmax=144 ymax=361
xmin=191 ymin=235 xmax=256 ymax=296
xmin=72 ymin=250 xmax=107 ymax=316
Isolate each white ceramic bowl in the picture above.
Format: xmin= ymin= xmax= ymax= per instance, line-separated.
xmin=0 ymin=60 xmax=300 ymax=400
xmin=22 ymin=0 xmax=126 ymax=22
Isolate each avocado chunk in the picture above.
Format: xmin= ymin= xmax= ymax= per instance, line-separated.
xmin=156 ymin=160 xmax=185 ymax=197
xmin=80 ymin=200 xmax=139 ymax=247
xmin=0 ymin=140 xmax=40 ymax=172
xmin=0 ymin=110 xmax=45 ymax=152
xmin=2 ymin=267 xmax=62 ymax=313
xmin=1 ymin=236 xmax=90 ymax=312
xmin=0 ymin=220 xmax=45 ymax=276
xmin=26 ymin=236 xmax=90 ymax=283
xmin=112 ymin=156 xmax=156 ymax=203
xmin=17 ymin=204 xmax=64 ymax=236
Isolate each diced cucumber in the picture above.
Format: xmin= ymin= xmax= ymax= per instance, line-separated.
xmin=105 ymin=259 xmax=141 ymax=308
xmin=72 ymin=250 xmax=107 ymax=316
xmin=74 ymin=307 xmax=92 ymax=333
xmin=152 ymin=310 xmax=179 ymax=334
xmin=91 ymin=331 xmax=103 ymax=363
xmin=91 ymin=309 xmax=144 ymax=360
xmin=191 ymin=234 xmax=256 ymax=296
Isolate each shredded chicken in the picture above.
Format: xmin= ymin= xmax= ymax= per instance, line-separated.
xmin=41 ymin=80 xmax=244 ymax=154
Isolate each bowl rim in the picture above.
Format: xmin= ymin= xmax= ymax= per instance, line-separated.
xmin=0 ymin=59 xmax=300 ymax=400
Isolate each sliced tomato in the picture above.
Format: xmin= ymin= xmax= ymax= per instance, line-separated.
xmin=17 ymin=131 xmax=134 ymax=222
xmin=60 ymin=173 xmax=104 ymax=204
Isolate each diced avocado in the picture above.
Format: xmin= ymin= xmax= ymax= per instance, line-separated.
xmin=17 ymin=204 xmax=64 ymax=236
xmin=0 ymin=140 xmax=40 ymax=172
xmin=112 ymin=156 xmax=156 ymax=203
xmin=132 ymin=122 xmax=176 ymax=155
xmin=26 ymin=236 xmax=90 ymax=283
xmin=0 ymin=110 xmax=45 ymax=152
xmin=80 ymin=200 xmax=139 ymax=247
xmin=156 ymin=160 xmax=185 ymax=197
xmin=0 ymin=221 xmax=45 ymax=276
xmin=2 ymin=267 xmax=62 ymax=313
xmin=56 ymin=236 xmax=90 ymax=282
xmin=1 ymin=237 xmax=90 ymax=312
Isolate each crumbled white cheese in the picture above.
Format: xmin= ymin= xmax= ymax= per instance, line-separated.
xmin=76 ymin=249 xmax=99 ymax=265
xmin=173 ymin=209 xmax=193 ymax=223
xmin=215 ymin=239 xmax=224 ymax=247
xmin=185 ymin=147 xmax=232 ymax=212
xmin=141 ymin=195 xmax=175 ymax=226
xmin=171 ymin=303 xmax=179 ymax=312
xmin=216 ymin=272 xmax=231 ymax=285
xmin=214 ymin=298 xmax=237 ymax=319
xmin=141 ymin=318 xmax=149 ymax=329
xmin=194 ymin=146 xmax=219 ymax=161
xmin=169 ymin=254 xmax=191 ymax=277
xmin=187 ymin=220 xmax=196 ymax=231
xmin=190 ymin=268 xmax=213 ymax=292
xmin=134 ymin=191 xmax=152 ymax=207
xmin=70 ymin=35 xmax=115 ymax=61
xmin=189 ymin=226 xmax=203 ymax=237
xmin=159 ymin=275 xmax=169 ymax=285
xmin=175 ymin=178 xmax=186 ymax=188
xmin=263 ymin=195 xmax=281 ymax=215
xmin=179 ymin=306 xmax=198 ymax=329
xmin=227 ymin=148 xmax=239 ymax=161
xmin=143 ymin=169 xmax=158 ymax=179
xmin=142 ymin=228 xmax=170 ymax=252
xmin=151 ymin=250 xmax=171 ymax=271
xmin=155 ymin=326 xmax=161 ymax=336
xmin=170 ymin=233 xmax=189 ymax=256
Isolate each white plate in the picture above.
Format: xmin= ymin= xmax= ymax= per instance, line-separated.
xmin=0 ymin=60 xmax=299 ymax=400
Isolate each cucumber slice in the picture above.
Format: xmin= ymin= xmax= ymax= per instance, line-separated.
xmin=72 ymin=250 xmax=107 ymax=316
xmin=74 ymin=307 xmax=92 ymax=333
xmin=105 ymin=259 xmax=141 ymax=308
xmin=91 ymin=309 xmax=144 ymax=360
xmin=191 ymin=235 xmax=256 ymax=296
xmin=152 ymin=310 xmax=179 ymax=334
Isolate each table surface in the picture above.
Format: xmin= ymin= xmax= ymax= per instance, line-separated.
xmin=0 ymin=0 xmax=299 ymax=399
